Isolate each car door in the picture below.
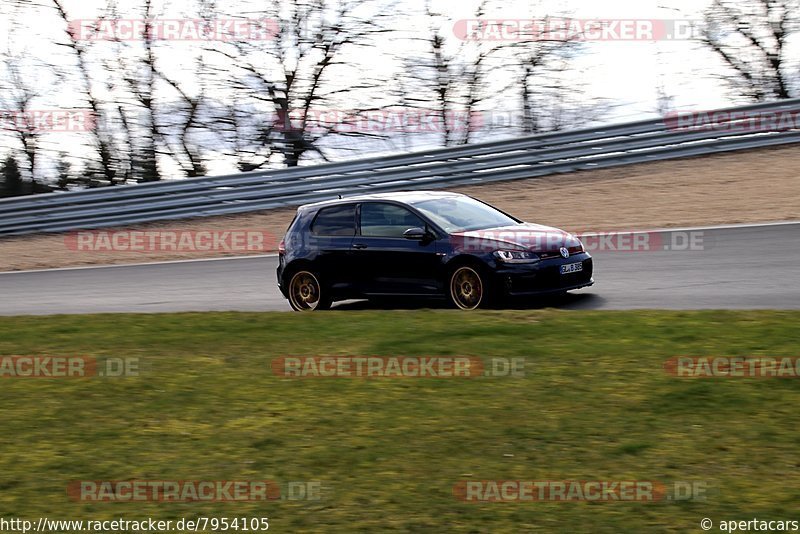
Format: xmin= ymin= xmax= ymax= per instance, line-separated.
xmin=309 ymin=204 xmax=357 ymax=296
xmin=352 ymin=202 xmax=441 ymax=295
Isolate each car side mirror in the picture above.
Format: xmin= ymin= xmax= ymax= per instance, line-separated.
xmin=403 ymin=227 xmax=427 ymax=240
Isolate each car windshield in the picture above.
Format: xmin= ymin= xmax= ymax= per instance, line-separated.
xmin=410 ymin=196 xmax=520 ymax=232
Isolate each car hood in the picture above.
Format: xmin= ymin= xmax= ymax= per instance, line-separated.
xmin=450 ymin=223 xmax=580 ymax=254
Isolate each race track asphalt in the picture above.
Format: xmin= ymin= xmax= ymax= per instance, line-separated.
xmin=0 ymin=223 xmax=797 ymax=316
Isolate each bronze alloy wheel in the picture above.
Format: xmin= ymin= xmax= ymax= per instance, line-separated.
xmin=449 ymin=266 xmax=484 ymax=310
xmin=288 ymin=271 xmax=324 ymax=311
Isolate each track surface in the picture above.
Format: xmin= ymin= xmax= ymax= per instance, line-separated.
xmin=0 ymin=223 xmax=797 ymax=316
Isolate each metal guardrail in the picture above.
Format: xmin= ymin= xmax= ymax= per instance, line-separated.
xmin=1 ymin=98 xmax=799 ymax=235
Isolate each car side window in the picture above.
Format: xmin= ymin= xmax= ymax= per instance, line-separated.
xmin=311 ymin=205 xmax=357 ymax=236
xmin=359 ymin=203 xmax=425 ymax=238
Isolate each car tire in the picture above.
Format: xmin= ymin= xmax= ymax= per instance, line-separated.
xmin=448 ymin=264 xmax=491 ymax=310
xmin=286 ymin=270 xmax=332 ymax=311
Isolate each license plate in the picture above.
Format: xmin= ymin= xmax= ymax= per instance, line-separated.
xmin=560 ymin=262 xmax=583 ymax=275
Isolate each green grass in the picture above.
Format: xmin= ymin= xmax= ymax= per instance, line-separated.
xmin=0 ymin=310 xmax=799 ymax=533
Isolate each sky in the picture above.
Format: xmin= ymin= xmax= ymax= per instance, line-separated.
xmin=428 ymin=0 xmax=732 ymax=119
xmin=0 ymin=0 xmax=784 ymax=179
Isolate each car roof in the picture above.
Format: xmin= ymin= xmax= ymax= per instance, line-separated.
xmin=300 ymin=191 xmax=466 ymax=212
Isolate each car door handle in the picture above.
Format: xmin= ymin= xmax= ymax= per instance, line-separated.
xmin=352 ymin=243 xmax=368 ymax=250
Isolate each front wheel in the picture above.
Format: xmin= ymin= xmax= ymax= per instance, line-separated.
xmin=448 ymin=265 xmax=487 ymax=310
xmin=287 ymin=270 xmax=332 ymax=311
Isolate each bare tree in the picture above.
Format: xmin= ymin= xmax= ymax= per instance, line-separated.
xmin=52 ymin=0 xmax=123 ymax=185
xmin=158 ymin=67 xmax=209 ymax=178
xmin=210 ymin=0 xmax=391 ymax=167
xmin=655 ymin=79 xmax=676 ymax=117
xmin=396 ymin=1 xmax=500 ymax=147
xmin=194 ymin=0 xmax=277 ymax=172
xmin=0 ymin=56 xmax=43 ymax=182
xmin=101 ymin=0 xmax=219 ymax=180
xmin=1 ymin=1 xmax=63 ymax=188
xmin=0 ymin=155 xmax=25 ymax=197
xmin=507 ymin=15 xmax=610 ymax=134
xmin=516 ymin=55 xmax=609 ymax=134
xmin=118 ymin=0 xmax=161 ymax=182
xmin=701 ymin=0 xmax=799 ymax=101
xmin=402 ymin=3 xmax=604 ymax=145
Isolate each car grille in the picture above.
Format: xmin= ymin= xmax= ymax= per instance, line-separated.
xmin=538 ymin=245 xmax=585 ymax=260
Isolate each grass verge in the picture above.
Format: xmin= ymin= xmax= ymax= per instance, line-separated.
xmin=0 ymin=310 xmax=798 ymax=532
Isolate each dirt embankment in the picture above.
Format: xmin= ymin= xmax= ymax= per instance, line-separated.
xmin=1 ymin=145 xmax=797 ymax=272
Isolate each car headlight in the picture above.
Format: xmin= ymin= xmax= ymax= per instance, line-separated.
xmin=566 ymin=234 xmax=584 ymax=252
xmin=493 ymin=250 xmax=540 ymax=264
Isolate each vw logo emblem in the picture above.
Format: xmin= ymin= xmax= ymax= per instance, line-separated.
xmin=560 ymin=247 xmax=570 ymax=259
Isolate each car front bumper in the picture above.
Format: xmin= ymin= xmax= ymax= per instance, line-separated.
xmin=492 ymin=254 xmax=594 ymax=296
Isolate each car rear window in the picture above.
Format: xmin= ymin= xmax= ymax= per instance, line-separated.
xmin=311 ymin=204 xmax=357 ymax=236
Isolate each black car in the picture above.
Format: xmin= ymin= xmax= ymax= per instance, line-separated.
xmin=277 ymin=191 xmax=593 ymax=311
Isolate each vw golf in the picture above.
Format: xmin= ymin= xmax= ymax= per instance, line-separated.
xmin=277 ymin=191 xmax=594 ymax=311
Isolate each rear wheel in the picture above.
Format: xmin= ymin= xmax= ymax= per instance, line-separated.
xmin=287 ymin=270 xmax=332 ymax=311
xmin=448 ymin=265 xmax=486 ymax=310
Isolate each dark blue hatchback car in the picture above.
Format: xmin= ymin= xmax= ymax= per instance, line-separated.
xmin=277 ymin=191 xmax=593 ymax=311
